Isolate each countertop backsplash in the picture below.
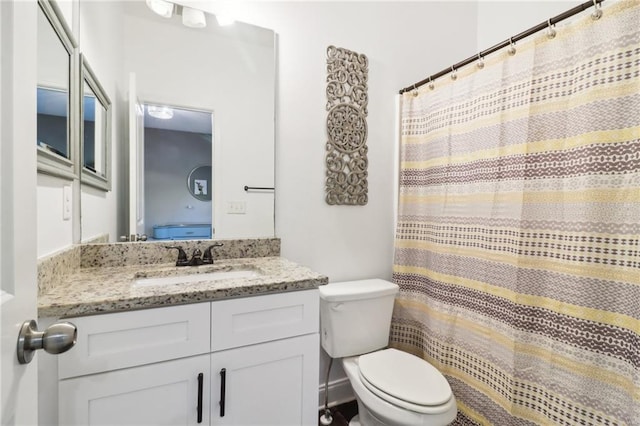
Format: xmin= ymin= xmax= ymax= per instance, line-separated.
xmin=38 ymin=238 xmax=280 ymax=295
xmin=79 ymin=238 xmax=281 ymax=268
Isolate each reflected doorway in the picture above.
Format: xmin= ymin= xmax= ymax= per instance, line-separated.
xmin=143 ymin=104 xmax=213 ymax=240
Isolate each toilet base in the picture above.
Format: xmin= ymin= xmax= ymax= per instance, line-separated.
xmin=348 ymin=414 xmax=362 ymax=426
xmin=351 ymin=397 xmax=394 ymax=426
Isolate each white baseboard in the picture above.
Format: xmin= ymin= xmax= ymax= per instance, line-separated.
xmin=318 ymin=377 xmax=355 ymax=410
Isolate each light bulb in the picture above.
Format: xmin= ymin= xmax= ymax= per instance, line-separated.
xmin=146 ymin=0 xmax=174 ymax=18
xmin=182 ymin=6 xmax=206 ymax=28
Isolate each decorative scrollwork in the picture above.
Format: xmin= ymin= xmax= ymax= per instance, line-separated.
xmin=325 ymin=46 xmax=368 ymax=206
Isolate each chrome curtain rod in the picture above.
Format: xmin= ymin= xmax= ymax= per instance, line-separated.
xmin=399 ymin=0 xmax=605 ymax=95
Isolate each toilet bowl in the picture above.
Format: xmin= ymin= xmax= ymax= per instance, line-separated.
xmin=318 ymin=279 xmax=457 ymax=426
xmin=342 ymin=349 xmax=457 ymax=426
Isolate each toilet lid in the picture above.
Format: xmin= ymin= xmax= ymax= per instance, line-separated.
xmin=358 ymin=348 xmax=452 ymax=407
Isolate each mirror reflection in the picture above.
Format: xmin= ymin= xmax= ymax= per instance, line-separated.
xmin=37 ymin=88 xmax=68 ymax=157
xmin=79 ymin=1 xmax=276 ymax=243
xmin=80 ymin=54 xmax=111 ymax=192
xmin=82 ymin=83 xmax=107 ymax=177
xmin=36 ymin=3 xmax=70 ymax=160
xmin=144 ymin=104 xmax=213 ymax=240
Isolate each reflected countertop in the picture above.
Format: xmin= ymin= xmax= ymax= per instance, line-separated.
xmin=38 ymin=257 xmax=328 ymax=318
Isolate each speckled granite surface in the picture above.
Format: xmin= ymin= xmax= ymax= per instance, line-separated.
xmin=80 ymin=238 xmax=281 ymax=268
xmin=38 ymin=257 xmax=327 ymax=318
xmin=38 ymin=245 xmax=81 ymax=295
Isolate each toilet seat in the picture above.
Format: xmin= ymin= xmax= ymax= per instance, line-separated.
xmin=358 ymin=349 xmax=452 ymax=414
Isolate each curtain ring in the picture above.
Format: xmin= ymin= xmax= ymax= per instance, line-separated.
xmin=546 ymin=19 xmax=556 ymax=39
xmin=591 ymin=0 xmax=602 ymax=20
xmin=450 ymin=66 xmax=457 ymax=81
xmin=428 ymin=77 xmax=435 ymax=90
xmin=476 ymin=53 xmax=485 ymax=69
xmin=411 ymin=84 xmax=418 ymax=97
xmin=507 ymin=37 xmax=517 ymax=56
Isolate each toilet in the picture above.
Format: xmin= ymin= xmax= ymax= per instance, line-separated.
xmin=319 ymin=279 xmax=457 ymax=426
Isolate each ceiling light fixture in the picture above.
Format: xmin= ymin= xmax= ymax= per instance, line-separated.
xmin=147 ymin=105 xmax=174 ymax=120
xmin=146 ymin=0 xmax=174 ymax=18
xmin=182 ymin=6 xmax=207 ymax=28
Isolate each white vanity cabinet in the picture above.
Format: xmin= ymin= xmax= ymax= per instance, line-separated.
xmin=57 ymin=289 xmax=319 ymax=426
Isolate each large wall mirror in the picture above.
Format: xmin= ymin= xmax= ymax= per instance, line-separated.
xmin=79 ymin=1 xmax=276 ymax=243
xmin=36 ymin=0 xmax=78 ymax=179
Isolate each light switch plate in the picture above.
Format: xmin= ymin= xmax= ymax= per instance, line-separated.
xmin=227 ymin=201 xmax=246 ymax=214
xmin=63 ymin=185 xmax=72 ymax=220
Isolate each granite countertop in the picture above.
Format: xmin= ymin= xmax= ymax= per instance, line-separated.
xmin=38 ymin=257 xmax=328 ymax=318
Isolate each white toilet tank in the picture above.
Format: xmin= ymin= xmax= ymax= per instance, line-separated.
xmin=319 ymin=279 xmax=399 ymax=358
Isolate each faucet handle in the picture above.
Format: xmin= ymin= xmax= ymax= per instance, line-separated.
xmin=165 ymin=246 xmax=189 ymax=266
xmin=203 ymin=243 xmax=224 ymax=264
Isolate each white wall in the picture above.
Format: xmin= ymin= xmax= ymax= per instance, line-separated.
xmin=37 ymin=175 xmax=73 ymax=256
xmin=477 ymin=0 xmax=578 ymax=51
xmin=78 ymin=1 xmax=123 ymax=243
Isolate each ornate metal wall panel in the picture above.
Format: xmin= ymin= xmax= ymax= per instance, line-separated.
xmin=325 ymin=45 xmax=368 ymax=205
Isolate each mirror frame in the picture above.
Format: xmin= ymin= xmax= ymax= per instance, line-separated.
xmin=79 ymin=54 xmax=112 ymax=191
xmin=36 ymin=0 xmax=79 ymax=180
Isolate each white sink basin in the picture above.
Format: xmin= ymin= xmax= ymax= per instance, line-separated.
xmin=134 ymin=269 xmax=260 ymax=287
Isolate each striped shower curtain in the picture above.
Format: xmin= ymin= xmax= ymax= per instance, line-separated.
xmin=391 ymin=1 xmax=640 ymax=425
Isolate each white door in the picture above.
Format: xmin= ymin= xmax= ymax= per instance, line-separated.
xmin=59 ymin=355 xmax=210 ymax=425
xmin=211 ymin=334 xmax=319 ymax=426
xmin=128 ymin=72 xmax=145 ymax=239
xmin=1 ymin=1 xmax=40 ymax=424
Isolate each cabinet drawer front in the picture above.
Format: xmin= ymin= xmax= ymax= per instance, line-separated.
xmin=211 ymin=290 xmax=319 ymax=351
xmin=59 ymin=303 xmax=210 ymax=379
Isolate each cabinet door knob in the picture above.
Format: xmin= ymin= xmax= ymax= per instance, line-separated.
xmin=17 ymin=320 xmax=77 ymax=364
xmin=219 ymin=368 xmax=227 ymax=417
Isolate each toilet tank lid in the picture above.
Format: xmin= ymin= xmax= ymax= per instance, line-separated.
xmin=319 ymin=279 xmax=399 ymax=302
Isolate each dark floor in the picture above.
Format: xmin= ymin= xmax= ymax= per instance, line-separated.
xmin=318 ymin=400 xmax=358 ymax=426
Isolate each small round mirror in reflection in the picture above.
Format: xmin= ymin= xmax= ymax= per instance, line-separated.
xmin=187 ymin=165 xmax=212 ymax=201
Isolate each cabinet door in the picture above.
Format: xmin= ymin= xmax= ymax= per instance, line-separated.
xmin=211 ymin=334 xmax=319 ymax=426
xmin=59 ymin=355 xmax=210 ymax=426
